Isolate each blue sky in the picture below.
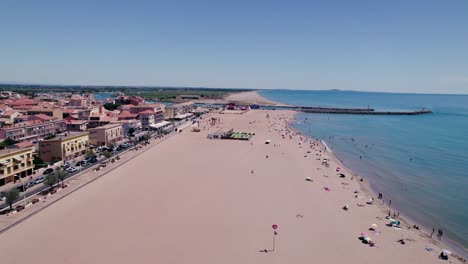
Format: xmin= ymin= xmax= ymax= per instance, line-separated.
xmin=1 ymin=0 xmax=467 ymax=94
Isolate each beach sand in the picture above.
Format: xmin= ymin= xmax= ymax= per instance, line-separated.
xmin=0 ymin=107 xmax=458 ymax=263
xmin=223 ymin=90 xmax=286 ymax=106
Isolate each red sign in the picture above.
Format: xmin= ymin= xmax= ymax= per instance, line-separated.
xmin=272 ymin=224 xmax=278 ymax=229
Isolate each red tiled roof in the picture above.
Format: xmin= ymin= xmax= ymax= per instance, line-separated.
xmin=139 ymin=110 xmax=154 ymax=115
xmin=31 ymin=114 xmax=53 ymax=120
xmin=14 ymin=141 xmax=34 ymax=148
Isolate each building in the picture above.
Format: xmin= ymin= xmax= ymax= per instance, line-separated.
xmin=139 ymin=110 xmax=155 ymax=129
xmin=111 ymin=120 xmax=141 ymax=137
xmin=128 ymin=104 xmax=165 ymax=123
xmin=0 ymin=147 xmax=34 ymax=186
xmin=38 ymin=132 xmax=89 ymax=162
xmin=165 ymin=102 xmax=195 ymax=119
xmin=27 ymin=107 xmax=62 ymax=119
xmin=0 ymin=120 xmax=67 ymax=142
xmin=66 ymin=120 xmax=88 ymax=131
xmin=115 ymin=95 xmax=145 ymax=106
xmin=88 ymin=124 xmax=123 ymax=146
xmin=69 ymin=95 xmax=87 ymax=107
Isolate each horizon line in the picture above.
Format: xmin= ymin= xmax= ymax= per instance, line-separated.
xmin=1 ymin=82 xmax=467 ymax=96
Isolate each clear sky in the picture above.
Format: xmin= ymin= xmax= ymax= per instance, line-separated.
xmin=1 ymin=0 xmax=468 ymax=94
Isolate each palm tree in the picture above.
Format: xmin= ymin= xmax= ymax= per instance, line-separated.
xmin=5 ymin=188 xmax=20 ymax=210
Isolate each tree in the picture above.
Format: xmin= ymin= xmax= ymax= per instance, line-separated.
xmin=128 ymin=127 xmax=135 ymax=136
xmin=102 ymin=151 xmax=112 ymax=158
xmin=5 ymin=189 xmax=20 ymax=210
xmin=85 ymin=150 xmax=94 ymax=158
xmin=143 ymin=133 xmax=151 ymax=143
xmin=0 ymin=138 xmax=19 ymax=149
xmin=54 ymin=167 xmax=69 ymax=187
xmin=43 ymin=174 xmax=59 ymax=191
xmin=103 ymin=102 xmax=122 ymax=111
xmin=33 ymin=156 xmax=48 ymax=170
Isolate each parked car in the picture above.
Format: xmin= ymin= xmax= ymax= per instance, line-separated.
xmin=66 ymin=167 xmax=77 ymax=173
xmin=25 ymin=181 xmax=36 ymax=189
xmin=34 ymin=176 xmax=45 ymax=184
xmin=43 ymin=168 xmax=54 ymax=175
xmin=61 ymin=162 xmax=71 ymax=169
xmin=80 ymin=160 xmax=89 ymax=166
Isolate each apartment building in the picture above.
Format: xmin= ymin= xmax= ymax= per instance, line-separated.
xmin=66 ymin=120 xmax=88 ymax=131
xmin=129 ymin=104 xmax=165 ymax=123
xmin=88 ymin=124 xmax=123 ymax=146
xmin=38 ymin=132 xmax=89 ymax=162
xmin=27 ymin=107 xmax=62 ymax=119
xmin=0 ymin=147 xmax=34 ymax=186
xmin=0 ymin=120 xmax=67 ymax=142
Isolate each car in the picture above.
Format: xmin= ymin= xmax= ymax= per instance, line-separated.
xmin=61 ymin=162 xmax=71 ymax=169
xmin=80 ymin=160 xmax=88 ymax=166
xmin=66 ymin=167 xmax=77 ymax=173
xmin=89 ymin=158 xmax=98 ymax=164
xmin=0 ymin=192 xmax=5 ymax=201
xmin=34 ymin=176 xmax=45 ymax=184
xmin=25 ymin=181 xmax=36 ymax=189
xmin=43 ymin=168 xmax=54 ymax=175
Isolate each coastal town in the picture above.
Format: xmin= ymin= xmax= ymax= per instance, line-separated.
xmin=0 ymin=90 xmax=214 ymax=207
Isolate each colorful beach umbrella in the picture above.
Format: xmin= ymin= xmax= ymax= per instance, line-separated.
xmin=442 ymin=249 xmax=452 ymax=255
xmin=361 ymin=232 xmax=368 ymax=237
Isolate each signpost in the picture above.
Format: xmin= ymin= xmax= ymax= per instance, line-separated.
xmin=272 ymin=224 xmax=278 ymax=252
xmin=259 ymin=224 xmax=279 ymax=253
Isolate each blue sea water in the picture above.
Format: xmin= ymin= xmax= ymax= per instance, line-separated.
xmin=259 ymin=89 xmax=468 ymax=255
xmin=93 ymin=92 xmax=115 ymax=101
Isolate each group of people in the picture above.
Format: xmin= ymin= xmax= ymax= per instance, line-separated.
xmin=431 ymin=228 xmax=444 ymax=239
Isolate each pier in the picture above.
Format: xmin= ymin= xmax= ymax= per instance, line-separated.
xmin=196 ymin=103 xmax=433 ymax=115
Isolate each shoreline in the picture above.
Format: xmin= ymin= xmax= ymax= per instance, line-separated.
xmin=227 ymin=89 xmax=466 ymax=259
xmin=287 ymin=112 xmax=467 ymax=260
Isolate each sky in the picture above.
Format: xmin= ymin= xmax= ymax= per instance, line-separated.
xmin=1 ymin=0 xmax=468 ymax=94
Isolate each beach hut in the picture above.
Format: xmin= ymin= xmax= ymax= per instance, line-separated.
xmin=265 ymin=139 xmax=271 ymax=144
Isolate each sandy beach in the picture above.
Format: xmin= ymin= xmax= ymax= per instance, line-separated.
xmin=0 ymin=101 xmax=460 ymax=263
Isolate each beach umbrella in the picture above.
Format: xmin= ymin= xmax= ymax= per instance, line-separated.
xmin=360 ymin=232 xmax=368 ymax=237
xmin=364 ymin=236 xmax=372 ymax=242
xmin=442 ymin=249 xmax=452 ymax=255
xmin=371 ymin=224 xmax=378 ymax=228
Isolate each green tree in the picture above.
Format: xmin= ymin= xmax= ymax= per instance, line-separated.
xmin=43 ymin=174 xmax=59 ymax=191
xmin=55 ymin=167 xmax=69 ymax=187
xmin=5 ymin=189 xmax=20 ymax=210
xmin=128 ymin=127 xmax=135 ymax=137
xmin=143 ymin=133 xmax=151 ymax=143
xmin=84 ymin=150 xmax=94 ymax=158
xmin=102 ymin=151 xmax=112 ymax=158
xmin=0 ymin=138 xmax=19 ymax=149
xmin=103 ymin=102 xmax=122 ymax=111
xmin=33 ymin=156 xmax=48 ymax=170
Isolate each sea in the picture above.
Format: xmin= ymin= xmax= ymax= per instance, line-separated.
xmin=259 ymin=89 xmax=468 ymax=256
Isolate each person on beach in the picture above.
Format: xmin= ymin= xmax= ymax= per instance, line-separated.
xmin=431 ymin=228 xmax=435 ymax=238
